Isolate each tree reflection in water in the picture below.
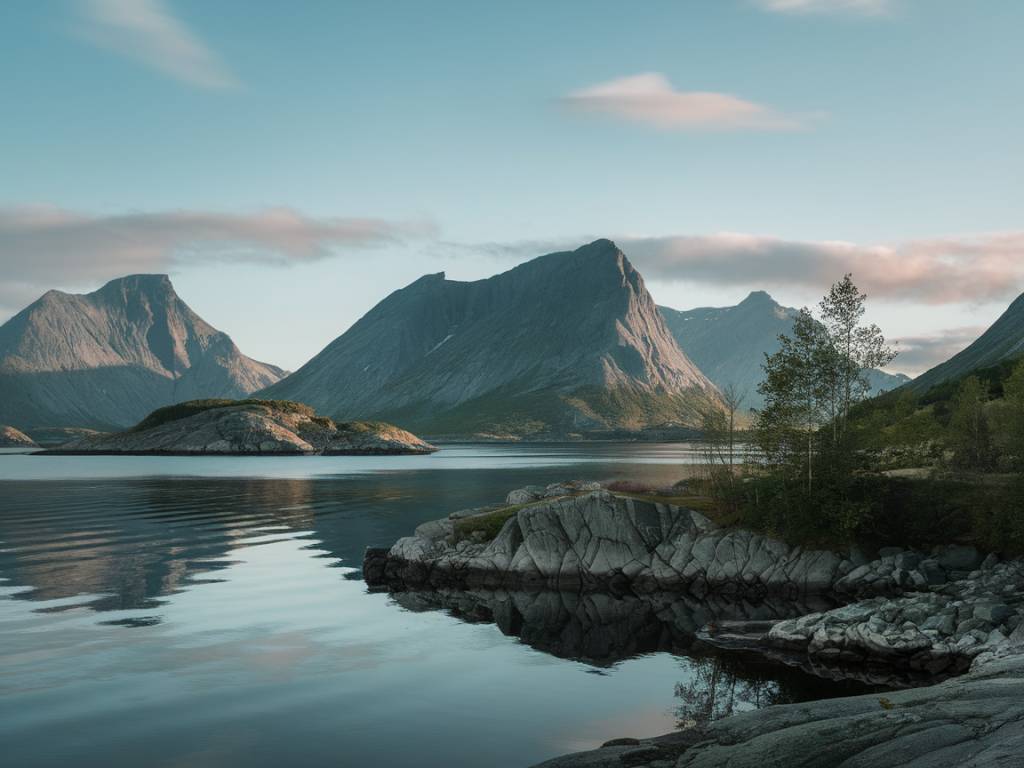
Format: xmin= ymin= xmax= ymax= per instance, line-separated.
xmin=675 ymin=654 xmax=786 ymax=728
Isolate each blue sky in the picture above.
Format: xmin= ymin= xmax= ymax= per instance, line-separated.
xmin=1 ymin=0 xmax=1022 ymax=374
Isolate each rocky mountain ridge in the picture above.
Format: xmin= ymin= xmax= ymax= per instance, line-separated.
xmin=0 ymin=275 xmax=285 ymax=431
xmin=660 ymin=291 xmax=910 ymax=410
xmin=262 ymin=240 xmax=723 ymax=437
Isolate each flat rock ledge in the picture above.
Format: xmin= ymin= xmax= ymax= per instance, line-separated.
xmin=365 ymin=482 xmax=1024 ymax=767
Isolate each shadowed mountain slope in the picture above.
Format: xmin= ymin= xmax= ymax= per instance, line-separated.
xmin=0 ymin=275 xmax=285 ymax=431
xmin=908 ymin=291 xmax=1024 ymax=394
xmin=261 ymin=239 xmax=722 ymax=437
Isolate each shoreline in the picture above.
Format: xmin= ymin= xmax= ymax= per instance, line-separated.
xmin=364 ymin=480 xmax=1024 ymax=767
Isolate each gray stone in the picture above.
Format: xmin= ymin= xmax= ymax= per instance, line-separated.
xmin=894 ymin=551 xmax=922 ymax=571
xmin=935 ymin=545 xmax=982 ymax=571
xmin=974 ymin=602 xmax=1013 ymax=625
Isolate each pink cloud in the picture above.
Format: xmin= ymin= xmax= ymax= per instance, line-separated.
xmin=0 ymin=205 xmax=432 ymax=311
xmin=562 ymin=73 xmax=807 ymax=131
xmin=622 ymin=232 xmax=1024 ymax=305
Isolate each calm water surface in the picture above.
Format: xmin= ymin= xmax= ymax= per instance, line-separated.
xmin=0 ymin=444 xmax=865 ymax=767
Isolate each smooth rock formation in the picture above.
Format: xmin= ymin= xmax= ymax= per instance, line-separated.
xmin=44 ymin=400 xmax=436 ymax=455
xmin=0 ymin=424 xmax=37 ymax=448
xmin=261 ymin=240 xmax=723 ymax=438
xmin=366 ymin=485 xmax=971 ymax=599
xmin=659 ymin=291 xmax=910 ymax=410
xmin=0 ymin=274 xmax=286 ymax=431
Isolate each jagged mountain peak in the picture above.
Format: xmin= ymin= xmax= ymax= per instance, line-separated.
xmin=739 ymin=290 xmax=777 ymax=307
xmin=261 ymin=241 xmax=721 ymax=436
xmin=661 ymin=291 xmax=908 ymax=409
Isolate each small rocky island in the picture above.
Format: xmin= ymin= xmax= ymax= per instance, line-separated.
xmin=365 ymin=482 xmax=1024 ymax=767
xmin=44 ymin=399 xmax=437 ymax=456
xmin=0 ymin=424 xmax=38 ymax=448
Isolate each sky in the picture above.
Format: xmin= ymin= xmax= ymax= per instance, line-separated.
xmin=1 ymin=0 xmax=1022 ymax=376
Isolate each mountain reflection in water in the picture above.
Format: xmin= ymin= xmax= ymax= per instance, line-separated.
xmin=0 ymin=447 xmax=878 ymax=768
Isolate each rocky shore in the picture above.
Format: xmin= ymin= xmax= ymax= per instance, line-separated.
xmin=44 ymin=399 xmax=436 ymax=456
xmin=365 ymin=482 xmax=1024 ymax=767
xmin=365 ymin=483 xmax=990 ymax=601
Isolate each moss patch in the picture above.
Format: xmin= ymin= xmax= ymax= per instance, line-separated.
xmin=453 ymin=490 xmax=721 ymax=544
xmin=131 ymin=399 xmax=315 ymax=432
xmin=611 ymin=491 xmax=720 ymax=515
xmin=454 ymin=504 xmax=531 ymax=541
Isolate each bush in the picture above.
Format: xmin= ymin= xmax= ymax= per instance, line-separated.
xmin=732 ymin=471 xmax=1024 ymax=555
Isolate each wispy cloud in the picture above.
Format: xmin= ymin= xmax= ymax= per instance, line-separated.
xmin=77 ymin=0 xmax=236 ymax=89
xmin=562 ymin=73 xmax=808 ymax=131
xmin=754 ymin=0 xmax=892 ymax=15
xmin=621 ymin=232 xmax=1024 ymax=305
xmin=892 ymin=326 xmax=986 ymax=376
xmin=457 ymin=231 xmax=1024 ymax=307
xmin=0 ymin=206 xmax=432 ymax=311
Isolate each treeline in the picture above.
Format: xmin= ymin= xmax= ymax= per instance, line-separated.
xmin=699 ymin=276 xmax=1024 ymax=554
xmin=853 ymin=360 xmax=1024 ymax=473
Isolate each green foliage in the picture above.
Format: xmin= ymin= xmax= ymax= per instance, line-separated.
xmin=131 ymin=398 xmax=316 ymax=432
xmin=1001 ymin=361 xmax=1024 ymax=464
xmin=731 ymin=472 xmax=1024 ymax=553
xmin=736 ymin=274 xmax=1024 ymax=552
xmin=949 ymin=377 xmax=993 ymax=470
xmin=755 ymin=275 xmax=895 ymax=494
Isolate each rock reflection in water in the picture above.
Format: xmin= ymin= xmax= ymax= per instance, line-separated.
xmin=391 ymin=588 xmax=880 ymax=718
xmin=391 ymin=589 xmax=831 ymax=664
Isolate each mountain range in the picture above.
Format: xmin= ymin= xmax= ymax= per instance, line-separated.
xmin=0 ymin=275 xmax=285 ymax=431
xmin=260 ymin=239 xmax=722 ymax=437
xmin=660 ymin=291 xmax=910 ymax=410
xmin=12 ymin=239 xmax=1018 ymax=441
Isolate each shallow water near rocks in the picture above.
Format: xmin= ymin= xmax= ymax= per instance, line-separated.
xmin=1 ymin=443 xmax=873 ymax=768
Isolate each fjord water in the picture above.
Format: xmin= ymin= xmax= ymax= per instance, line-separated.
xmin=1 ymin=445 xmax=863 ymax=768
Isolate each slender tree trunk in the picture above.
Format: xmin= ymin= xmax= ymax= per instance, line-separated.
xmin=807 ymin=431 xmax=813 ymax=492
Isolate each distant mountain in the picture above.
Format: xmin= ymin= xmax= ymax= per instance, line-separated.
xmin=908 ymin=292 xmax=1024 ymax=394
xmin=660 ymin=291 xmax=910 ymax=410
xmin=261 ymin=239 xmax=722 ymax=437
xmin=0 ymin=275 xmax=286 ymax=430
